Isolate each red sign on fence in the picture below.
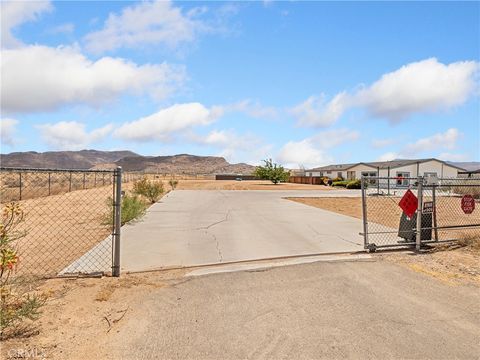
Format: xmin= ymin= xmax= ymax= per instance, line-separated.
xmin=398 ymin=189 xmax=418 ymax=218
xmin=461 ymin=195 xmax=475 ymax=214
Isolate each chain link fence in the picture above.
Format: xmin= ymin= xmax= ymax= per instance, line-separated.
xmin=0 ymin=167 xmax=122 ymax=279
xmin=361 ymin=176 xmax=480 ymax=251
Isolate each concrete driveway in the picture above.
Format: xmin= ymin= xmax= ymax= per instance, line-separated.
xmin=121 ymin=190 xmax=365 ymax=272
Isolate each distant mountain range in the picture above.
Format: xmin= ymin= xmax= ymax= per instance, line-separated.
xmin=0 ymin=150 xmax=256 ymax=174
xmin=1 ymin=150 xmax=478 ymax=174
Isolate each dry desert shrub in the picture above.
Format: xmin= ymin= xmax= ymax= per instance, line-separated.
xmin=133 ymin=177 xmax=164 ymax=203
xmin=1 ymin=202 xmax=46 ymax=340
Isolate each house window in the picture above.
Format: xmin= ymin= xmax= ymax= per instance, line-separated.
xmin=361 ymin=171 xmax=377 ymax=185
xmin=337 ymin=172 xmax=343 ymax=178
xmin=424 ymin=172 xmax=437 ymax=178
xmin=326 ymin=171 xmax=331 ymax=174
xmin=396 ymin=172 xmax=410 ymax=187
xmin=347 ymin=171 xmax=355 ymax=180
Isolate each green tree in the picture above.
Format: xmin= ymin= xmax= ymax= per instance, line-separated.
xmin=254 ymin=159 xmax=290 ymax=184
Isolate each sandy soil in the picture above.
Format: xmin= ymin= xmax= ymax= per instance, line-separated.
xmin=288 ymin=196 xmax=480 ymax=285
xmin=9 ymin=186 xmax=116 ymax=277
xmin=288 ymin=196 xmax=479 ymax=230
xmin=1 ymin=270 xmax=185 ymax=359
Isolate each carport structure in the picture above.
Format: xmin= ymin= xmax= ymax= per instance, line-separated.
xmin=120 ymin=190 xmax=364 ymax=272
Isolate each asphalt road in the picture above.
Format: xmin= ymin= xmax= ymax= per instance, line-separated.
xmin=121 ymin=190 xmax=365 ymax=272
xmin=92 ymin=258 xmax=480 ymax=359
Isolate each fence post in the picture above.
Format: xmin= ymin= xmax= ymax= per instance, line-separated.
xmin=377 ymin=167 xmax=380 ymax=194
xmin=112 ymin=167 xmax=122 ymax=277
xmin=416 ymin=176 xmax=424 ymax=251
xmin=361 ymin=176 xmax=369 ymax=250
xmin=387 ymin=167 xmax=390 ymax=195
xmin=432 ymin=185 xmax=439 ymax=241
xmin=19 ymin=172 xmax=22 ymax=200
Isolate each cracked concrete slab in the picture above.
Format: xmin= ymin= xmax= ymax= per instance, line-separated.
xmin=121 ymin=190 xmax=366 ymax=272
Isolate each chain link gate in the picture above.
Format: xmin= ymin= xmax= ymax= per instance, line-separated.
xmin=0 ymin=166 xmax=122 ymax=278
xmin=361 ymin=176 xmax=480 ymax=251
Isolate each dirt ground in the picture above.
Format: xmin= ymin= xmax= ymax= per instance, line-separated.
xmin=288 ymin=196 xmax=480 ymax=286
xmin=1 ymin=270 xmax=185 ymax=359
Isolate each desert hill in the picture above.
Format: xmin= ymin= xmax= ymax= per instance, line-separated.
xmin=0 ymin=150 xmax=139 ymax=170
xmin=0 ymin=150 xmax=256 ymax=174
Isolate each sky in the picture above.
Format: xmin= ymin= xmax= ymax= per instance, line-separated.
xmin=0 ymin=0 xmax=479 ymax=168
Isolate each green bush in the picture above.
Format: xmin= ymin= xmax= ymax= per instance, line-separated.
xmin=121 ymin=195 xmax=147 ymax=225
xmin=332 ymin=180 xmax=349 ymax=187
xmin=332 ymin=176 xmax=344 ymax=182
xmin=105 ymin=194 xmax=147 ymax=226
xmin=346 ymin=179 xmax=362 ymax=189
xmin=169 ymin=179 xmax=179 ymax=190
xmin=133 ymin=177 xmax=164 ymax=203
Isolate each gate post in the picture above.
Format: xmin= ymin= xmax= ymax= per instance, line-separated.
xmin=112 ymin=167 xmax=122 ymax=277
xmin=416 ymin=176 xmax=424 ymax=251
xmin=361 ymin=176 xmax=369 ymax=250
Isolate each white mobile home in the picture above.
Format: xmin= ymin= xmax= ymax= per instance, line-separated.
xmin=305 ymin=158 xmax=465 ymax=186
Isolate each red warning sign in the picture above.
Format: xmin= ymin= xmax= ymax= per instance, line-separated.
xmin=461 ymin=195 xmax=475 ymax=214
xmin=399 ymin=189 xmax=418 ymax=218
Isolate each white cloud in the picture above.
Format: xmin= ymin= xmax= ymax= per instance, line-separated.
xmin=377 ymin=128 xmax=462 ymax=161
xmin=203 ymin=130 xmax=269 ymax=164
xmin=1 ymin=0 xmax=52 ymax=48
xmin=1 ymin=45 xmax=185 ymax=113
xmin=372 ymin=138 xmax=396 ymax=149
xmin=376 ymin=152 xmax=399 ymax=162
xmin=277 ymin=128 xmax=359 ymax=168
xmin=277 ymin=140 xmax=333 ymax=170
xmin=114 ymin=103 xmax=221 ymax=142
xmin=402 ymin=128 xmax=460 ymax=156
xmin=437 ymin=152 xmax=469 ymax=162
xmin=0 ymin=118 xmax=18 ymax=146
xmin=84 ymin=0 xmax=208 ymax=54
xmin=37 ymin=121 xmax=113 ymax=150
xmin=296 ymin=58 xmax=479 ymax=126
xmin=291 ymin=94 xmax=348 ymax=128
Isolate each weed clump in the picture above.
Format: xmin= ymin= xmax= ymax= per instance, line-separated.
xmin=1 ymin=202 xmax=45 ymax=340
xmin=169 ymin=179 xmax=179 ymax=190
xmin=133 ymin=177 xmax=164 ymax=203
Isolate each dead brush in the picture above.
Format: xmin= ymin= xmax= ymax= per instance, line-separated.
xmin=427 ymin=233 xmax=480 ymax=253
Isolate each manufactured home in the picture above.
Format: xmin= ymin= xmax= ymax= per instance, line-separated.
xmin=305 ymin=158 xmax=465 ymax=186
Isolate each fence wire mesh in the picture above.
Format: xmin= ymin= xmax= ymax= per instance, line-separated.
xmin=362 ymin=176 xmax=480 ymax=250
xmin=1 ymin=167 xmax=120 ymax=279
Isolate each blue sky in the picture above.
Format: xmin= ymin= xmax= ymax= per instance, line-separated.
xmin=1 ymin=0 xmax=479 ymax=167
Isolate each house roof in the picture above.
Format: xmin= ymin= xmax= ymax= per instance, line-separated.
xmin=306 ymin=158 xmax=467 ymax=172
xmin=308 ymin=162 xmax=360 ymax=172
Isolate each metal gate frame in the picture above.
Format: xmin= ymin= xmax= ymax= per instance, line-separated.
xmin=361 ymin=175 xmax=480 ymax=252
xmin=112 ymin=166 xmax=122 ymax=277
